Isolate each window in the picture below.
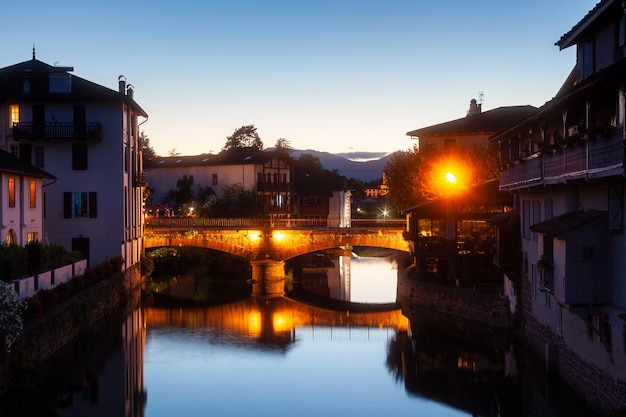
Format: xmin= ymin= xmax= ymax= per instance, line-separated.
xmin=8 ymin=178 xmax=15 ymax=208
xmin=72 ymin=144 xmax=88 ymax=170
xmin=63 ymin=192 xmax=97 ymax=218
xmin=10 ymin=145 xmax=19 ymax=158
xmin=522 ymin=200 xmax=530 ymax=240
xmin=582 ymin=41 xmax=594 ymax=79
xmin=29 ymin=180 xmax=36 ymax=208
xmin=10 ymin=105 xmax=19 ymax=125
xmin=532 ymin=200 xmax=540 ymax=242
xmin=26 ymin=232 xmax=38 ymax=243
xmin=34 ymin=146 xmax=44 ymax=169
xmin=582 ymin=245 xmax=594 ymax=260
xmin=212 ymin=174 xmax=218 ymax=185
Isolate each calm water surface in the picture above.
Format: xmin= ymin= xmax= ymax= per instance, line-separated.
xmin=1 ymin=250 xmax=600 ymax=417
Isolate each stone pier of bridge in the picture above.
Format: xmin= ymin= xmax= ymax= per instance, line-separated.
xmin=250 ymin=260 xmax=286 ymax=297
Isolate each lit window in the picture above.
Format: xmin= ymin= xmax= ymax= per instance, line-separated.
xmin=29 ymin=180 xmax=36 ymax=208
xmin=10 ymin=105 xmax=19 ymax=125
xmin=8 ymin=178 xmax=15 ymax=208
xmin=26 ymin=232 xmax=38 ymax=243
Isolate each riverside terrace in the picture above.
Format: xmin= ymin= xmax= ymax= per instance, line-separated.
xmin=143 ymin=217 xmax=407 ymax=296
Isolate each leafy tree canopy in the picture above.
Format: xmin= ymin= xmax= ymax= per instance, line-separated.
xmin=197 ymin=184 xmax=264 ymax=218
xmin=384 ymin=143 xmax=498 ymax=211
xmin=222 ymin=125 xmax=264 ymax=152
xmin=162 ymin=176 xmax=216 ymax=215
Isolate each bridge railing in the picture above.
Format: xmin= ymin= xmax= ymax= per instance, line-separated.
xmin=144 ymin=217 xmax=406 ymax=230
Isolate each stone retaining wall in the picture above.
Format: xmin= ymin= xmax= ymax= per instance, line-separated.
xmin=0 ymin=265 xmax=141 ymax=394
xmin=520 ymin=276 xmax=626 ymax=415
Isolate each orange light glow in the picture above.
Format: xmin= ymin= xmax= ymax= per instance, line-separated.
xmin=272 ymin=311 xmax=294 ymax=332
xmin=248 ymin=231 xmax=263 ymax=243
xmin=247 ymin=310 xmax=262 ymax=336
xmin=272 ymin=231 xmax=286 ymax=242
xmin=445 ymin=172 xmax=457 ymax=184
xmin=430 ymin=155 xmax=472 ymax=197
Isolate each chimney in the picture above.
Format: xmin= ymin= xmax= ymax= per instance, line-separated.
xmin=127 ymin=84 xmax=134 ymax=99
xmin=118 ymin=75 xmax=126 ymax=94
xmin=467 ymin=98 xmax=481 ymax=116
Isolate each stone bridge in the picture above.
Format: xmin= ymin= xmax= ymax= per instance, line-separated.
xmin=144 ymin=218 xmax=408 ymax=297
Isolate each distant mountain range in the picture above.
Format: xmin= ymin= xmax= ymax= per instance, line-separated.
xmin=290 ymin=149 xmax=394 ymax=182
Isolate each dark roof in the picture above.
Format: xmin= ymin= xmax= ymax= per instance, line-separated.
xmin=144 ymin=149 xmax=288 ymax=169
xmin=406 ymin=106 xmax=538 ymax=138
xmin=0 ymin=59 xmax=147 ymax=117
xmin=556 ymin=0 xmax=615 ymax=50
xmin=530 ymin=209 xmax=607 ymax=237
xmin=401 ymin=179 xmax=513 ymax=217
xmin=0 ymin=150 xmax=56 ymax=179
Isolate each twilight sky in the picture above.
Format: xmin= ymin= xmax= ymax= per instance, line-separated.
xmin=2 ymin=0 xmax=596 ymax=158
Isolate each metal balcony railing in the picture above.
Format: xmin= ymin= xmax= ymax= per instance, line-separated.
xmin=500 ymin=128 xmax=624 ymax=190
xmin=13 ymin=122 xmax=102 ymax=141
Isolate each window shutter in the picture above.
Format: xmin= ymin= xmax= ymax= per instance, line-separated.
xmin=63 ymin=192 xmax=72 ymax=218
xmin=89 ymin=192 xmax=97 ymax=218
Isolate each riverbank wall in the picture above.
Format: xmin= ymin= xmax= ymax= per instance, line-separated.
xmin=519 ymin=276 xmax=626 ymax=415
xmin=0 ymin=265 xmax=142 ymax=394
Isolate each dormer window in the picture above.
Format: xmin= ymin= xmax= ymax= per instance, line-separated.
xmin=49 ymin=73 xmax=71 ymax=93
xmin=581 ymin=40 xmax=594 ymax=79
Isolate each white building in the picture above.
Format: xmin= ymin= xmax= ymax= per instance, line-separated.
xmin=0 ymin=54 xmax=148 ymax=269
xmin=0 ymin=150 xmax=55 ymax=245
xmin=144 ymin=149 xmax=295 ymax=219
xmin=492 ymin=0 xmax=626 ymax=411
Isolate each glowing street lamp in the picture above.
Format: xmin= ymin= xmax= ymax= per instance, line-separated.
xmin=445 ymin=171 xmax=457 ymax=185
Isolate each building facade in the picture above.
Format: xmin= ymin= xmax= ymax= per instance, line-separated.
xmin=0 ymin=56 xmax=147 ymax=269
xmin=492 ymin=0 xmax=626 ymax=411
xmin=0 ymin=150 xmax=55 ymax=246
xmin=144 ymin=149 xmax=295 ymax=220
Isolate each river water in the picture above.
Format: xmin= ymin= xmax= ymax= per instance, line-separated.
xmin=0 ymin=249 xmax=600 ymax=417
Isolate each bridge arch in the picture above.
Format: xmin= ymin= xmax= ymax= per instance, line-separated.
xmin=144 ymin=225 xmax=408 ymax=297
xmin=144 ymin=228 xmax=408 ymax=262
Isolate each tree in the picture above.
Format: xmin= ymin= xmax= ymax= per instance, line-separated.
xmin=222 ymin=125 xmax=264 ymax=152
xmin=274 ymin=138 xmax=293 ymax=157
xmin=162 ymin=176 xmax=215 ymax=215
xmin=168 ymin=148 xmax=180 ymax=157
xmin=0 ymin=280 xmax=24 ymax=352
xmin=197 ymin=184 xmax=264 ymax=218
xmin=384 ymin=143 xmax=498 ymax=210
xmin=140 ymin=131 xmax=158 ymax=161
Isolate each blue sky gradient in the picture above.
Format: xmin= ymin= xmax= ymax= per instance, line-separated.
xmin=2 ymin=1 xmax=597 ymax=156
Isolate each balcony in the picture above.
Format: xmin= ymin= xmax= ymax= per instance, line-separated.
xmin=500 ymin=128 xmax=623 ymax=191
xmin=13 ymin=122 xmax=102 ymax=141
xmin=256 ymin=181 xmax=292 ymax=192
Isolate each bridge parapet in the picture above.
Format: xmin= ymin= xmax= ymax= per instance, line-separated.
xmin=145 ymin=217 xmax=406 ymax=230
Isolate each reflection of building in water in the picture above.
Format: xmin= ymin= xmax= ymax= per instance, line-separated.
xmin=299 ymin=253 xmax=397 ymax=303
xmin=144 ymin=296 xmax=409 ymax=352
xmin=56 ymin=294 xmax=146 ymax=417
xmin=301 ymin=255 xmax=350 ymax=300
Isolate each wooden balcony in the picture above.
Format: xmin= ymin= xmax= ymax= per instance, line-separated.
xmin=256 ymin=181 xmax=292 ymax=192
xmin=499 ymin=128 xmax=623 ymax=191
xmin=13 ymin=122 xmax=102 ymax=141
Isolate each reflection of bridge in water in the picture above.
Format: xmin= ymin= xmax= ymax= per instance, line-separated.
xmin=144 ymin=218 xmax=408 ymax=296
xmin=144 ymin=295 xmax=410 ymax=350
